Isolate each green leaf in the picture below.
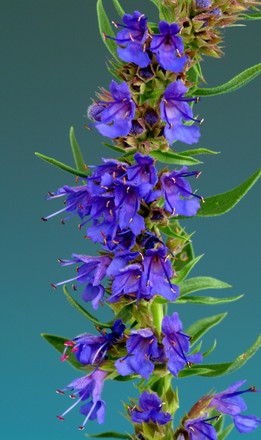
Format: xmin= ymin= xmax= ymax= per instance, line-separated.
xmin=203 ymin=339 xmax=217 ymax=358
xmin=175 ymin=254 xmax=203 ymax=283
xmin=97 ymin=0 xmax=118 ymax=59
xmin=176 ymin=294 xmax=243 ymax=305
xmin=69 ymin=127 xmax=86 ymax=173
xmin=102 ymin=143 xmax=125 ymax=153
xmin=194 ymin=63 xmax=261 ymax=97
xmin=35 ymin=152 xmax=89 ymax=178
xmin=197 ymin=168 xmax=261 ymax=217
xmin=179 ymin=276 xmax=231 ymax=297
xmin=181 ymin=148 xmax=219 ymax=156
xmin=178 ymin=365 xmax=214 ymax=378
xmin=41 ymin=333 xmax=85 ymax=370
xmin=112 ymin=0 xmax=125 ymax=17
xmin=186 ymin=313 xmax=227 ymax=347
xmin=240 ymin=12 xmax=261 ymax=20
xmin=218 ymin=424 xmax=234 ymax=440
xmin=63 ymin=286 xmax=111 ymax=328
xmin=197 ymin=334 xmax=261 ymax=377
xmin=86 ymin=432 xmax=132 ymax=439
xmin=150 ymin=150 xmax=202 ymax=166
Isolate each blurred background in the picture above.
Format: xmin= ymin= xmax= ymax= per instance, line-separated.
xmin=0 ymin=0 xmax=260 ymax=438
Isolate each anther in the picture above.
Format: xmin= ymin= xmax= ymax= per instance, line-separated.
xmin=56 ymin=389 xmax=64 ymax=395
xmin=250 ymin=386 xmax=257 ymax=392
xmin=129 ymin=218 xmax=133 ymax=223
xmin=50 ymin=283 xmax=57 ymax=289
xmin=60 ymin=354 xmax=69 ymax=361
xmin=196 ymin=171 xmax=201 ymax=178
xmin=41 ymin=217 xmax=48 ymax=222
xmin=69 ymin=394 xmax=77 ymax=399
xmin=78 ymin=426 xmax=85 ymax=431
xmin=129 ymin=33 xmax=135 ymax=42
xmin=57 ymin=415 xmax=65 ymax=421
xmin=200 ymin=196 xmax=205 ymax=203
xmin=199 ymin=118 xmax=204 ymax=125
xmin=138 ymin=14 xmax=145 ymax=21
xmin=111 ymin=20 xmax=118 ymax=28
xmin=64 ymin=341 xmax=74 ymax=346
xmin=72 ymin=284 xmax=77 ymax=291
xmin=48 ymin=191 xmax=54 ymax=197
xmin=196 ymin=97 xmax=200 ymax=104
xmin=60 ymin=219 xmax=65 ymax=225
xmin=102 ymin=32 xmax=107 ymax=41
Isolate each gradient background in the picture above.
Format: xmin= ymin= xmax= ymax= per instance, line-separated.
xmin=1 ymin=1 xmax=260 ymax=439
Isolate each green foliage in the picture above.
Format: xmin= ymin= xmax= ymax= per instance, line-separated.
xmin=196 ymin=334 xmax=261 ymax=377
xmin=176 ymin=294 xmax=243 ymax=305
xmin=194 ymin=63 xmax=261 ymax=96
xmin=97 ymin=0 xmax=118 ymax=59
xmin=218 ymin=424 xmax=234 ymax=440
xmin=175 ymin=254 xmax=203 ymax=283
xmin=185 ymin=313 xmax=227 ymax=347
xmin=35 ymin=152 xmax=89 ymax=178
xmin=181 ymin=147 xmax=219 ymax=156
xmin=240 ymin=12 xmax=261 ymax=20
xmin=179 ymin=276 xmax=231 ymax=296
xmin=112 ymin=0 xmax=125 ymax=17
xmin=69 ymin=127 xmax=86 ymax=173
xmin=197 ymin=168 xmax=261 ymax=216
xmin=150 ymin=150 xmax=202 ymax=166
xmin=63 ymin=286 xmax=111 ymax=328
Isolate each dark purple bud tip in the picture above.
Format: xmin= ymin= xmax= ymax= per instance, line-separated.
xmin=57 ymin=415 xmax=65 ymax=421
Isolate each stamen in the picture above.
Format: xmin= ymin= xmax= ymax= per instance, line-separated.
xmin=56 ymin=389 xmax=64 ymax=395
xmin=111 ymin=20 xmax=118 ymax=28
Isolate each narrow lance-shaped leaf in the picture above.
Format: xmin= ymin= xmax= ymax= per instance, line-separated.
xmin=194 ymin=63 xmax=261 ymax=97
xmin=185 ymin=312 xmax=227 ymax=347
xmin=176 ymin=294 xmax=243 ymax=305
xmin=150 ymin=150 xmax=202 ymax=166
xmin=112 ymin=0 xmax=125 ymax=17
xmin=218 ymin=424 xmax=234 ymax=440
xmin=175 ymin=254 xmax=203 ymax=283
xmin=97 ymin=0 xmax=118 ymax=59
xmin=69 ymin=127 xmax=86 ymax=173
xmin=240 ymin=12 xmax=261 ymax=20
xmin=179 ymin=276 xmax=231 ymax=297
xmin=63 ymin=286 xmax=111 ymax=328
xmin=35 ymin=152 xmax=89 ymax=178
xmin=197 ymin=334 xmax=261 ymax=377
xmin=197 ymin=168 xmax=261 ymax=217
xmin=180 ymin=147 xmax=219 ymax=157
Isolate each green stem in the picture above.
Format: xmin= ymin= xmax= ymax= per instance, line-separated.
xmin=151 ymin=300 xmax=164 ymax=335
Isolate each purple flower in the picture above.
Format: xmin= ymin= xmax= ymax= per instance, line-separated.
xmin=110 ymin=263 xmax=147 ymax=303
xmin=127 ymin=153 xmax=158 ymax=201
xmin=88 ymin=80 xmax=136 ymax=138
xmin=130 ymin=391 xmax=172 ymax=425
xmin=56 ymin=369 xmax=107 ymax=430
xmin=61 ymin=320 xmax=125 ymax=365
xmin=52 ymin=254 xmax=111 ymax=309
xmin=42 ymin=184 xmax=91 ymax=223
xmin=150 ymin=21 xmax=187 ymax=73
xmin=114 ymin=180 xmax=145 ymax=235
xmin=162 ymin=312 xmax=202 ymax=376
xmin=184 ymin=415 xmax=217 ymax=440
xmin=160 ymin=167 xmax=202 ymax=216
xmin=233 ymin=414 xmax=261 ymax=434
xmin=142 ymin=246 xmax=179 ymax=301
xmin=112 ymin=11 xmax=151 ymax=67
xmin=160 ymin=80 xmax=201 ymax=145
xmin=115 ymin=328 xmax=159 ymax=379
xmin=208 ymin=381 xmax=261 ymax=434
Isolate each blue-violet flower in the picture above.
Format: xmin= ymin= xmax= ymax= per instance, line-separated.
xmin=130 ymin=391 xmax=172 ymax=425
xmin=160 ymin=80 xmax=201 ymax=145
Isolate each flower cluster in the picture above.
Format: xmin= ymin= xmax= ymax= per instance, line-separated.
xmin=41 ymin=3 xmax=261 ymax=437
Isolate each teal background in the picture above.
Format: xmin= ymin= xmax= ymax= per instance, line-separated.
xmin=1 ymin=1 xmax=260 ymax=438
